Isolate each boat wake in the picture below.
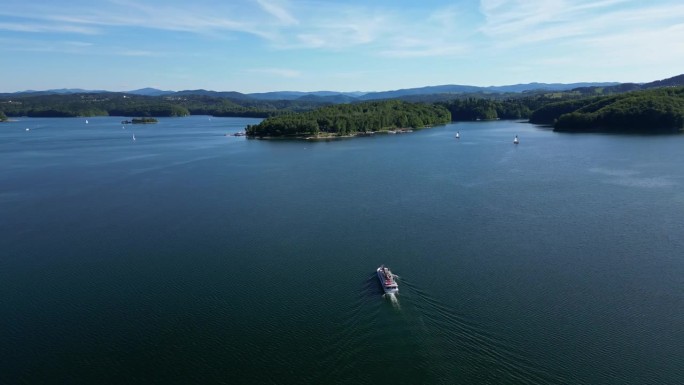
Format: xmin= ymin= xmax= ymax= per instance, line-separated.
xmin=384 ymin=292 xmax=400 ymax=309
xmin=396 ymin=279 xmax=567 ymax=384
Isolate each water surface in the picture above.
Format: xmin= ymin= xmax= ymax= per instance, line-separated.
xmin=1 ymin=116 xmax=683 ymax=384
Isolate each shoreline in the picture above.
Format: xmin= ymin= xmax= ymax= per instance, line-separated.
xmin=248 ymin=127 xmax=422 ymax=140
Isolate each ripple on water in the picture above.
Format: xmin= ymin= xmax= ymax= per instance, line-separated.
xmin=393 ymin=278 xmax=569 ymax=384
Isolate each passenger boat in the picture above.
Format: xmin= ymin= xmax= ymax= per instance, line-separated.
xmin=377 ymin=265 xmax=399 ymax=294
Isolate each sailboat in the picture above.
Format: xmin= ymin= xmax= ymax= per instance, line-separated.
xmin=132 ymin=133 xmax=136 ymax=141
xmin=85 ymin=119 xmax=89 ymax=124
xmin=513 ymin=135 xmax=519 ymax=144
xmin=455 ymin=131 xmax=460 ymax=139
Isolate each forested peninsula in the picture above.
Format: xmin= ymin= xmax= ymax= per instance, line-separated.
xmin=245 ymin=100 xmax=451 ymax=138
xmin=529 ymin=87 xmax=684 ymax=133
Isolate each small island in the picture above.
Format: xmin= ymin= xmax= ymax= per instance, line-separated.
xmin=245 ymin=100 xmax=451 ymax=138
xmin=132 ymin=117 xmax=158 ymax=124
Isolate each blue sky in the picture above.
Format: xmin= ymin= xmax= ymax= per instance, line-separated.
xmin=2 ymin=0 xmax=683 ymax=93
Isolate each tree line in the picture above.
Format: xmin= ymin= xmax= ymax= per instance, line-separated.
xmin=245 ymin=100 xmax=451 ymax=137
xmin=0 ymin=94 xmax=189 ymax=117
xmin=2 ymin=86 xmax=684 ymax=134
xmin=529 ymin=87 xmax=684 ymax=132
xmin=0 ymin=93 xmax=330 ymax=118
xmin=438 ymin=98 xmax=533 ymax=121
xmin=0 ymin=91 xmax=567 ymax=121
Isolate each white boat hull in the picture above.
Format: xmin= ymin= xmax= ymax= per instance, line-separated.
xmin=377 ymin=266 xmax=399 ymax=294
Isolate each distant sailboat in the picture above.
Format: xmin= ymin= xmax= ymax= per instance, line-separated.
xmin=513 ymin=135 xmax=519 ymax=144
xmin=25 ymin=128 xmax=30 ymax=131
xmin=132 ymin=133 xmax=136 ymax=141
xmin=85 ymin=119 xmax=89 ymax=124
xmin=455 ymin=131 xmax=460 ymax=139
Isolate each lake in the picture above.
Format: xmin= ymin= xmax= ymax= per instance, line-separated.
xmin=1 ymin=116 xmax=683 ymax=384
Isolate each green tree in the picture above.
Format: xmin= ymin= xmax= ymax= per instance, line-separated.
xmin=246 ymin=100 xmax=451 ymax=137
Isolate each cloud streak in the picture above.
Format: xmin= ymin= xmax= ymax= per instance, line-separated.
xmin=0 ymin=1 xmax=274 ymax=39
xmin=478 ymin=0 xmax=684 ymax=45
xmin=0 ymin=22 xmax=99 ymax=34
xmin=246 ymin=68 xmax=302 ymax=78
xmin=256 ymin=0 xmax=298 ymax=26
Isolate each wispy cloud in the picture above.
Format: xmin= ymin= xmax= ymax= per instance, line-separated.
xmin=256 ymin=0 xmax=298 ymax=26
xmin=378 ymin=5 xmax=472 ymax=57
xmin=578 ymin=23 xmax=684 ymax=66
xmin=474 ymin=0 xmax=684 ymax=79
xmin=0 ymin=22 xmax=99 ymax=34
xmin=379 ymin=45 xmax=468 ymax=58
xmin=64 ymin=41 xmax=94 ymax=47
xmin=481 ymin=0 xmax=615 ymax=30
xmin=117 ymin=50 xmax=162 ymax=57
xmin=1 ymin=35 xmax=167 ymax=57
xmin=478 ymin=0 xmax=684 ymax=45
xmin=1 ymin=0 xmax=479 ymax=59
xmin=0 ymin=1 xmax=475 ymax=59
xmin=275 ymin=7 xmax=391 ymax=50
xmin=0 ymin=35 xmax=96 ymax=54
xmin=246 ymin=68 xmax=302 ymax=78
xmin=270 ymin=3 xmax=475 ymax=59
xmin=0 ymin=0 xmax=275 ymax=39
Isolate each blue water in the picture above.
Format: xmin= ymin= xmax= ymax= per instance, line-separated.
xmin=1 ymin=116 xmax=683 ymax=384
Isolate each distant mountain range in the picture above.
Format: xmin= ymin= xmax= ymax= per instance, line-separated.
xmin=5 ymin=75 xmax=684 ymax=102
xmin=127 ymin=87 xmax=175 ymax=96
xmin=11 ymin=88 xmax=111 ymax=95
xmin=573 ymin=74 xmax=684 ymax=94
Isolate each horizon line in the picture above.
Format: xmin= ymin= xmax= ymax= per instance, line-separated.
xmin=1 ymin=79 xmax=636 ymax=95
